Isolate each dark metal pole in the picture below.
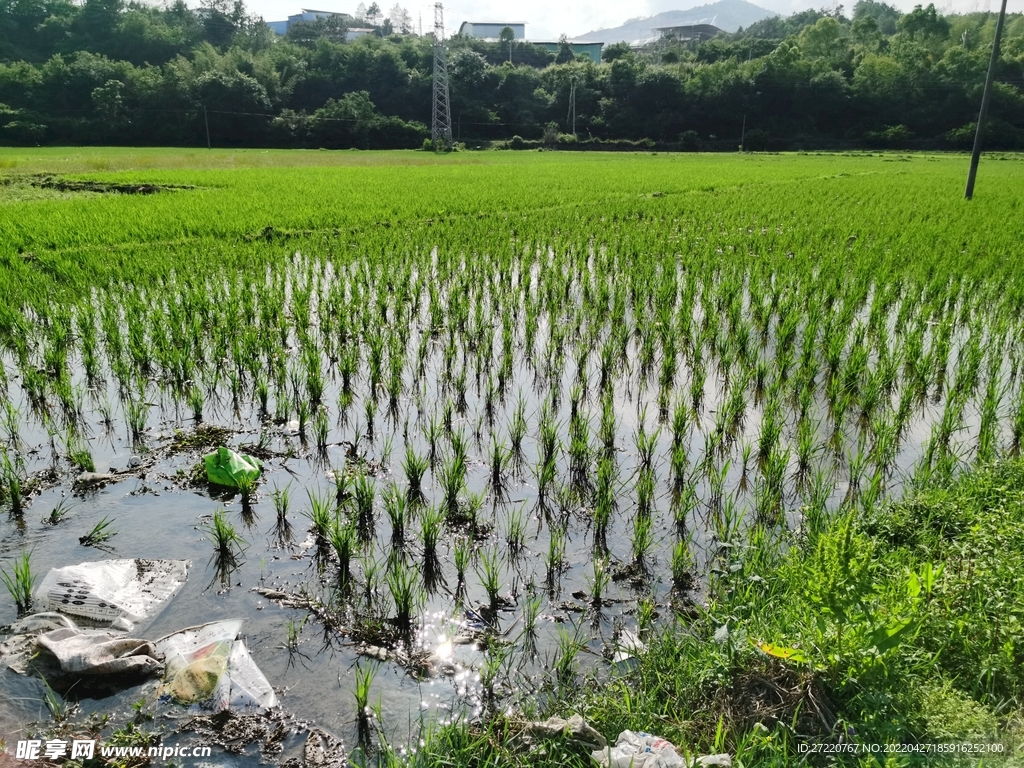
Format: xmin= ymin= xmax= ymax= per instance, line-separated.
xmin=203 ymin=106 xmax=211 ymax=150
xmin=964 ymin=0 xmax=1008 ymax=200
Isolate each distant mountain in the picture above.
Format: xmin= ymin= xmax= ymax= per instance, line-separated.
xmin=575 ymin=0 xmax=777 ymax=43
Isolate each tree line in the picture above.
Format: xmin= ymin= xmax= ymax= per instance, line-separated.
xmin=0 ymin=0 xmax=1022 ymax=149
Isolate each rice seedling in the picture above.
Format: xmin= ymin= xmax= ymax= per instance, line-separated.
xmin=503 ymin=504 xmax=527 ymax=557
xmin=313 ymin=408 xmax=330 ymax=454
xmin=552 ymin=624 xmax=580 ymax=687
xmin=588 ymin=556 xmax=609 ymax=608
xmin=476 ymin=547 xmax=503 ymax=615
xmin=671 ymin=536 xmax=695 ymax=592
xmin=631 ymin=512 xmax=654 ymax=570
xmin=0 ymin=550 xmax=35 ymax=614
xmin=205 ymin=508 xmax=246 ymax=575
xmin=353 ymin=660 xmax=380 ymax=736
xmin=545 ymin=523 xmax=566 ymax=589
xmin=304 ymin=488 xmax=334 ymax=549
xmin=383 ymin=484 xmax=407 ymax=547
xmin=187 ymin=386 xmax=204 ymax=422
xmin=402 ymin=446 xmax=428 ymax=505
xmin=80 ymin=516 xmax=118 ymax=546
xmin=42 ymin=495 xmax=71 ymax=526
xmin=420 ymin=505 xmax=443 ymax=563
xmin=453 ymin=535 xmax=471 ymax=596
xmin=329 ymin=517 xmax=356 ymax=586
xmin=386 ymin=558 xmax=420 ymax=637
xmin=353 ymin=473 xmax=376 ymax=539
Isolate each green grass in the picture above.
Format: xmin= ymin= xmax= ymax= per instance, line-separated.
xmin=403 ymin=460 xmax=1024 ymax=766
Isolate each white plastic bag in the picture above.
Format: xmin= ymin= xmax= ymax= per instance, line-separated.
xmin=592 ymin=731 xmax=685 ymax=768
xmin=37 ymin=559 xmax=189 ymax=624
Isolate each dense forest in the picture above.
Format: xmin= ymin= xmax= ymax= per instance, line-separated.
xmin=0 ymin=0 xmax=1022 ymax=149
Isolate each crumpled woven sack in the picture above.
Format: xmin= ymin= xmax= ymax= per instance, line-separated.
xmin=37 ymin=628 xmax=163 ymax=676
xmin=203 ymin=447 xmax=262 ymax=488
xmin=592 ymin=732 xmax=732 ymax=768
xmin=591 ymin=731 xmax=684 ymax=768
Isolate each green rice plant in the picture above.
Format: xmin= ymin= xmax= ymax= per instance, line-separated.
xmin=504 ymin=504 xmax=527 ymax=557
xmin=254 ymin=375 xmax=269 ymax=415
xmin=522 ymin=592 xmax=542 ymax=655
xmin=438 ymin=452 xmax=466 ymax=518
xmin=488 ymin=437 xmax=510 ymax=499
xmin=45 ymin=496 xmax=72 ymax=525
xmin=420 ymin=505 xmax=443 ymax=562
xmin=383 ymin=483 xmax=407 ymax=546
xmin=329 ymin=517 xmax=356 ymax=585
xmin=423 ymin=413 xmax=442 ymax=467
xmin=363 ymin=397 xmax=376 ymax=442
xmin=402 ymin=445 xmax=428 ymax=505
xmin=545 ymin=523 xmax=566 ymax=587
xmin=671 ymin=535 xmax=695 ymax=592
xmin=271 ymin=482 xmax=291 ymax=522
xmin=476 ymin=547 xmax=503 ymax=614
xmin=283 ymin=615 xmax=305 ymax=652
xmin=125 ymin=397 xmax=148 ymax=443
xmin=387 ymin=558 xmax=420 ymax=636
xmin=636 ymin=467 xmax=655 ymax=518
xmin=80 ymin=516 xmax=117 ymax=546
xmin=187 ymin=386 xmax=204 ymax=422
xmin=304 ymin=488 xmax=334 ymax=547
xmin=592 ymin=454 xmax=616 ymax=550
xmin=453 ymin=535 xmax=471 ymax=590
xmin=205 ymin=508 xmax=246 ymax=565
xmin=631 ymin=512 xmax=654 ymax=570
xmin=508 ymin=392 xmax=528 ymax=467
xmin=354 ymin=660 xmax=380 ymax=722
xmin=312 ymin=408 xmax=330 ymax=454
xmin=553 ymin=624 xmax=580 ymax=687
xmin=588 ymin=556 xmax=609 ymax=608
xmin=0 ymin=550 xmax=35 ymax=614
xmin=353 ymin=473 xmax=376 ymax=537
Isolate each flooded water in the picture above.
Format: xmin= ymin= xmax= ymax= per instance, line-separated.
xmin=0 ymin=253 xmax=998 ymax=762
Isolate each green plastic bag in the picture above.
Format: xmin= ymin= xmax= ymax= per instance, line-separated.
xmin=204 ymin=447 xmax=262 ymax=488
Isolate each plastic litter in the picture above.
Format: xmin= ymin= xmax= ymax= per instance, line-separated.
xmin=528 ymin=714 xmax=607 ymax=751
xmin=0 ymin=613 xmax=78 ymax=674
xmin=154 ymin=620 xmax=277 ymax=712
xmin=37 ymin=559 xmax=190 ymax=625
xmin=612 ymin=628 xmax=646 ymax=671
xmin=204 ymin=447 xmax=262 ymax=488
xmin=37 ymin=628 xmax=162 ymax=676
xmin=592 ymin=732 xmax=732 ymax=768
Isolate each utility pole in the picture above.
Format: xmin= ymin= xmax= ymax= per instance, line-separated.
xmin=431 ymin=2 xmax=452 ymax=150
xmin=740 ymin=114 xmax=746 ymax=152
xmin=964 ymin=0 xmax=1008 ymax=199
xmin=567 ymin=77 xmax=577 ymax=137
xmin=203 ymin=105 xmax=211 ymax=149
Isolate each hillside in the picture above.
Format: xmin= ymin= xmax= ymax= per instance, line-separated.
xmin=575 ymin=0 xmax=778 ymax=43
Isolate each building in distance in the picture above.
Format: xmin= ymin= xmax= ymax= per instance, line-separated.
xmin=653 ymin=24 xmax=723 ymax=42
xmin=531 ymin=40 xmax=603 ymax=63
xmin=457 ymin=22 xmax=526 ymax=40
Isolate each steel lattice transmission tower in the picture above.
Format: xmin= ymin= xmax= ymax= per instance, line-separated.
xmin=431 ymin=2 xmax=453 ymax=150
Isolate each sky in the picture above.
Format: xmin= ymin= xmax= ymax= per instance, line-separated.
xmin=248 ymin=0 xmax=1024 ymax=41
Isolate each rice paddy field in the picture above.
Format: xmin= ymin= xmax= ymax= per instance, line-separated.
xmin=1 ymin=147 xmax=1024 ymax=766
